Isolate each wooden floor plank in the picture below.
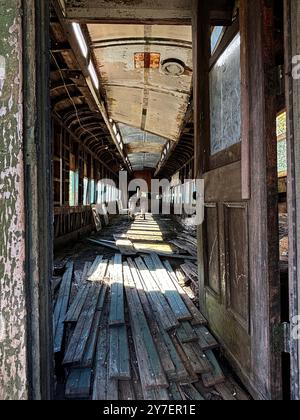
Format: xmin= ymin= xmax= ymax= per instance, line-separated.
xmin=119 ymin=381 xmax=136 ymax=401
xmin=163 ymin=260 xmax=207 ymax=326
xmin=126 ymin=260 xmax=176 ymax=380
xmin=134 ymin=257 xmax=179 ymax=332
xmin=176 ymin=321 xmax=198 ymax=344
xmin=64 ymin=284 xmax=91 ymax=323
xmin=144 ymin=254 xmax=192 ymax=322
xmin=124 ymin=262 xmax=168 ymax=389
xmin=63 ymin=284 xmax=102 ymax=366
xmin=180 ymin=384 xmax=205 ymax=401
xmin=81 ymin=285 xmax=108 ymax=368
xmin=181 ymin=341 xmax=212 ymax=374
xmin=65 ymin=368 xmax=92 ymax=400
xmin=88 ymin=258 xmax=108 ymax=282
xmin=194 ymin=325 xmax=219 ymax=351
xmin=93 ymin=323 xmax=118 ymax=401
xmin=109 ymin=254 xmax=125 ymax=326
xmin=54 ymin=262 xmax=74 ymax=353
xmin=87 ymin=256 xmax=103 ymax=280
xmin=169 ymin=382 xmax=183 ymax=401
xmin=202 ymin=350 xmax=225 ymax=388
xmin=109 ymin=325 xmax=131 ymax=380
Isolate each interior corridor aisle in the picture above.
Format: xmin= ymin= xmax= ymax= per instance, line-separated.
xmin=53 ymin=215 xmax=250 ymax=400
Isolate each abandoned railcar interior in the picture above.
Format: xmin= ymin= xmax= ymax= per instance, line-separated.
xmin=0 ymin=0 xmax=299 ymax=402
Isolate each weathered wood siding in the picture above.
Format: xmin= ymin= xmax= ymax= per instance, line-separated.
xmin=0 ymin=0 xmax=27 ymax=400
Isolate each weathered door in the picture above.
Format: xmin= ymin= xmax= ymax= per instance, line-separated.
xmin=193 ymin=0 xmax=282 ymax=400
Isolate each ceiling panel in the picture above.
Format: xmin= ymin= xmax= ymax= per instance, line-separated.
xmin=87 ymin=22 xmax=193 ymax=171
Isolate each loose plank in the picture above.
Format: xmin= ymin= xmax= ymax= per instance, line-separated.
xmin=202 ymin=350 xmax=225 ymax=388
xmin=109 ymin=254 xmax=125 ymax=326
xmin=93 ymin=324 xmax=118 ymax=401
xmin=63 ymin=283 xmax=102 ymax=366
xmin=163 ymin=260 xmax=207 ymax=326
xmin=134 ymin=257 xmax=179 ymax=332
xmin=176 ymin=322 xmax=198 ymax=344
xmin=124 ymin=262 xmax=168 ymax=389
xmin=65 ymin=368 xmax=92 ymax=400
xmin=126 ymin=260 xmax=176 ymax=381
xmin=81 ymin=284 xmax=108 ymax=368
xmin=194 ymin=325 xmax=219 ymax=351
xmin=64 ymin=284 xmax=91 ymax=323
xmin=88 ymin=258 xmax=108 ymax=282
xmin=109 ymin=325 xmax=131 ymax=380
xmin=179 ymin=384 xmax=205 ymax=401
xmin=144 ymin=254 xmax=192 ymax=322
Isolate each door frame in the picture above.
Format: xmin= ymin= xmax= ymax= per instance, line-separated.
xmin=23 ymin=0 xmax=54 ymax=400
xmin=284 ymin=0 xmax=300 ymax=401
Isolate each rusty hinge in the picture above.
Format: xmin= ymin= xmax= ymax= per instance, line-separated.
xmin=272 ymin=322 xmax=291 ymax=354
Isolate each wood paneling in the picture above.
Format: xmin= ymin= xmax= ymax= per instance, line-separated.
xmin=224 ymin=203 xmax=249 ymax=331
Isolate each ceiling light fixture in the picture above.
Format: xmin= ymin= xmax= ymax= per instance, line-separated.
xmin=88 ymin=61 xmax=99 ymax=90
xmin=72 ymin=23 xmax=88 ymax=59
xmin=161 ymin=58 xmax=185 ymax=77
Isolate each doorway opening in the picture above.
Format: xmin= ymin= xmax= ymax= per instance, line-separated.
xmin=29 ymin=0 xmax=292 ymax=401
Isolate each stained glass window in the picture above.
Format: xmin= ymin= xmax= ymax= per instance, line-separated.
xmin=277 ymin=112 xmax=287 ymax=177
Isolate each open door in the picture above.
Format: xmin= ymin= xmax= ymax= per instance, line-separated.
xmin=193 ymin=0 xmax=282 ymax=400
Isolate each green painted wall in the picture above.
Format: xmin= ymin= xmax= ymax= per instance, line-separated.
xmin=0 ymin=0 xmax=28 ymax=400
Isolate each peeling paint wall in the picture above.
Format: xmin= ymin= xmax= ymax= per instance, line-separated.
xmin=0 ymin=0 xmax=28 ymax=400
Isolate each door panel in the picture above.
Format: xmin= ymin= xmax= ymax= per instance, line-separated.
xmin=224 ymin=203 xmax=249 ymax=331
xmin=204 ymin=161 xmax=251 ymax=373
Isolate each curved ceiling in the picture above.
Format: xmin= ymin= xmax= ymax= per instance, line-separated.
xmin=87 ymin=23 xmax=193 ymax=170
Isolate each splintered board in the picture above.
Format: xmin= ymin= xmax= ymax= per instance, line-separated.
xmin=109 ymin=254 xmax=125 ymax=326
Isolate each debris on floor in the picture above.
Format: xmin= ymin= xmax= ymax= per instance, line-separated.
xmin=53 ymin=215 xmax=250 ymax=401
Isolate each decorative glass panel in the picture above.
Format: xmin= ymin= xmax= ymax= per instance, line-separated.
xmin=210 ymin=34 xmax=241 ymax=155
xmin=277 ymin=111 xmax=287 ymax=177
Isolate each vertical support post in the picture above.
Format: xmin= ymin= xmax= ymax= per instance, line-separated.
xmin=284 ymin=0 xmax=300 ymax=401
xmin=243 ymin=0 xmax=282 ymax=400
xmin=23 ymin=0 xmax=54 ymax=400
xmin=192 ymin=0 xmax=211 ymax=316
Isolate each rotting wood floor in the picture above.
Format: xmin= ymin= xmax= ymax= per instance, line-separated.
xmin=53 ymin=215 xmax=250 ymax=401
